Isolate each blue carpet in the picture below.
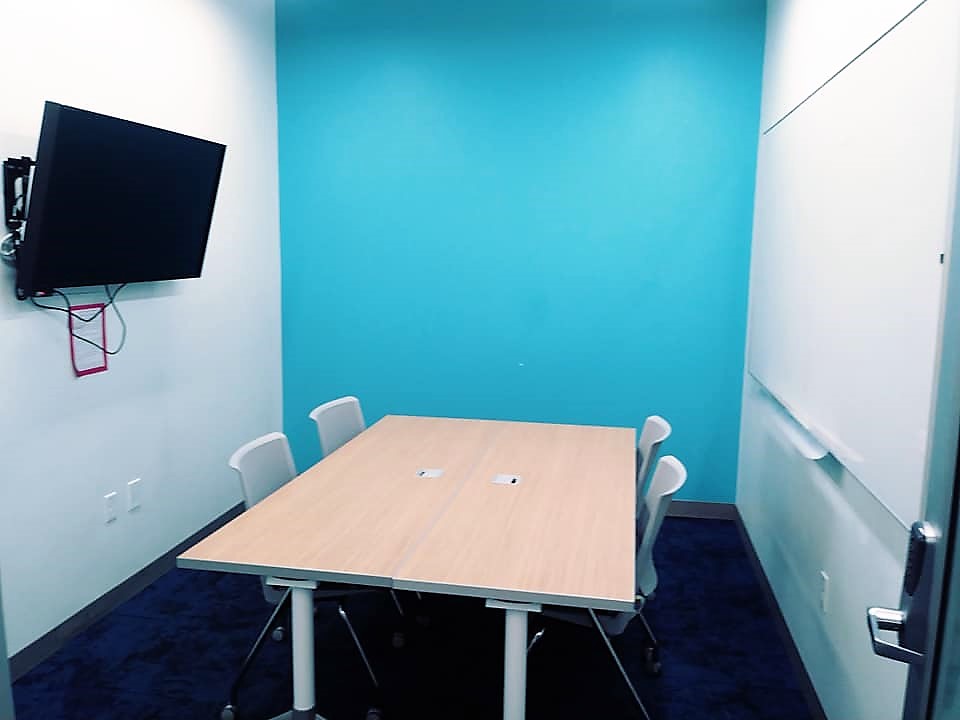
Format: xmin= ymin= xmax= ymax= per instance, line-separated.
xmin=13 ymin=518 xmax=813 ymax=720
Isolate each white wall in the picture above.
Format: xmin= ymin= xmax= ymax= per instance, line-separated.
xmin=740 ymin=1 xmax=960 ymax=719
xmin=739 ymin=385 xmax=910 ymax=719
xmin=0 ymin=0 xmax=281 ymax=655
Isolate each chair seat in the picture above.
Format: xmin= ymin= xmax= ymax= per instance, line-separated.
xmin=262 ymin=580 xmax=377 ymax=605
xmin=313 ymin=582 xmax=379 ymax=600
xmin=542 ymin=603 xmax=641 ymax=637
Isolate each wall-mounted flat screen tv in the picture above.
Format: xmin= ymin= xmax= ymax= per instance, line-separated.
xmin=15 ymin=101 xmax=226 ymax=298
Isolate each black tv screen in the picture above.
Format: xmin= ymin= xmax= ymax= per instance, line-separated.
xmin=16 ymin=102 xmax=225 ymax=298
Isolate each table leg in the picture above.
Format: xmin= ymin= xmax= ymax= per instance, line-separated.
xmin=486 ymin=599 xmax=542 ymax=720
xmin=504 ymin=607 xmax=528 ymax=720
xmin=291 ymin=585 xmax=317 ymax=719
xmin=267 ymin=577 xmax=324 ymax=720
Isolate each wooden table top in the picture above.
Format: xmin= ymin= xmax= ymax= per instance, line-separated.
xmin=179 ymin=415 xmax=636 ymax=609
xmin=393 ymin=419 xmax=636 ymax=610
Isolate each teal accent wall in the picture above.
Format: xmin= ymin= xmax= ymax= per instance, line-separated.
xmin=276 ymin=0 xmax=765 ymax=502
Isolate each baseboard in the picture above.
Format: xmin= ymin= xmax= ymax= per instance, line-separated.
xmin=731 ymin=508 xmax=829 ymax=720
xmin=667 ymin=499 xmax=740 ymax=520
xmin=9 ymin=502 xmax=244 ymax=681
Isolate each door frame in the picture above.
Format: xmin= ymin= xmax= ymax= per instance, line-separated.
xmin=927 ymin=474 xmax=960 ymax=718
xmin=0 ymin=570 xmax=14 ymax=719
xmin=906 ymin=53 xmax=960 ymax=717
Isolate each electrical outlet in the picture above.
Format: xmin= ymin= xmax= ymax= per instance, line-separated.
xmin=819 ymin=570 xmax=830 ymax=613
xmin=127 ymin=478 xmax=142 ymax=511
xmin=104 ymin=492 xmax=118 ymax=524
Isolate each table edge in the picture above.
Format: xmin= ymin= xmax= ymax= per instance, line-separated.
xmin=176 ymin=556 xmax=393 ymax=589
xmin=392 ymin=577 xmax=635 ymax=612
xmin=382 ymin=414 xmax=636 ymax=433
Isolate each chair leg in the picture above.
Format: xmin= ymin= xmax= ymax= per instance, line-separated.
xmin=638 ymin=611 xmax=658 ymax=649
xmin=389 ymin=590 xmax=409 ymax=649
xmin=587 ymin=608 xmax=653 ymax=720
xmin=389 ymin=589 xmax=405 ymax=617
xmin=337 ymin=603 xmax=379 ymax=688
xmin=527 ymin=627 xmax=546 ymax=653
xmin=228 ymin=588 xmax=291 ymax=707
xmin=406 ymin=590 xmax=430 ymax=627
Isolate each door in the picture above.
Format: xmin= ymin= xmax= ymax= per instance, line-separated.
xmin=0 ymin=570 xmax=14 ymax=720
xmin=865 ymin=102 xmax=960 ymax=717
xmin=878 ymin=455 xmax=960 ymax=720
xmin=867 ymin=453 xmax=959 ymax=720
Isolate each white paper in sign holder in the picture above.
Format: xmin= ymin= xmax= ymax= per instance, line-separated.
xmin=492 ymin=474 xmax=522 ymax=486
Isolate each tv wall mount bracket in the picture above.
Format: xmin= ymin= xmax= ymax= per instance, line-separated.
xmin=2 ymin=155 xmax=36 ymax=266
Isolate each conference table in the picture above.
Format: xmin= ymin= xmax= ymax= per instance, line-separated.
xmin=178 ymin=415 xmax=636 ymax=720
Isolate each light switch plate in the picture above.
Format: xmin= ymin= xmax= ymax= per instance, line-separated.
xmin=104 ymin=492 xmax=118 ymax=524
xmin=127 ymin=478 xmax=142 ymax=511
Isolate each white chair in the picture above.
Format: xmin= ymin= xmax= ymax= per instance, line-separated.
xmin=635 ymin=415 xmax=672 ymax=509
xmin=221 ymin=432 xmax=381 ymax=720
xmin=309 ymin=395 xmax=366 ymax=457
xmin=534 ymin=456 xmax=687 ymax=720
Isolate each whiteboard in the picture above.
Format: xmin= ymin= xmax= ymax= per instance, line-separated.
xmin=760 ymin=0 xmax=922 ymax=132
xmin=747 ymin=0 xmax=960 ymax=524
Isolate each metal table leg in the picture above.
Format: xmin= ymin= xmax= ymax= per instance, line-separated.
xmin=267 ymin=577 xmax=325 ymax=720
xmin=486 ymin=600 xmax=542 ymax=720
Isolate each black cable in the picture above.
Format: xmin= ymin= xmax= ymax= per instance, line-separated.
xmin=30 ymin=284 xmax=129 ymax=355
xmin=83 ymin=288 xmax=127 ymax=356
xmin=30 ymin=283 xmax=126 ymax=322
xmin=63 ymin=285 xmax=127 ymax=355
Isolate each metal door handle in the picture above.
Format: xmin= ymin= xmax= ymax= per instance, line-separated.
xmin=867 ymin=607 xmax=924 ymax=664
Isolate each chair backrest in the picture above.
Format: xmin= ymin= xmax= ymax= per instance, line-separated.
xmin=636 ymin=415 xmax=671 ymax=513
xmin=635 ymin=455 xmax=687 ymax=598
xmin=229 ymin=432 xmax=298 ymax=509
xmin=308 ymin=396 xmax=366 ymax=457
xmin=228 ymin=432 xmax=298 ymax=605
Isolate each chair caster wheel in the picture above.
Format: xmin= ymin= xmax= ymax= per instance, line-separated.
xmin=221 ymin=704 xmax=237 ymax=720
xmin=271 ymin=626 xmax=285 ymax=642
xmin=643 ymin=646 xmax=662 ymax=677
xmin=365 ymin=707 xmax=384 ymax=720
xmin=391 ymin=630 xmax=406 ymax=648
